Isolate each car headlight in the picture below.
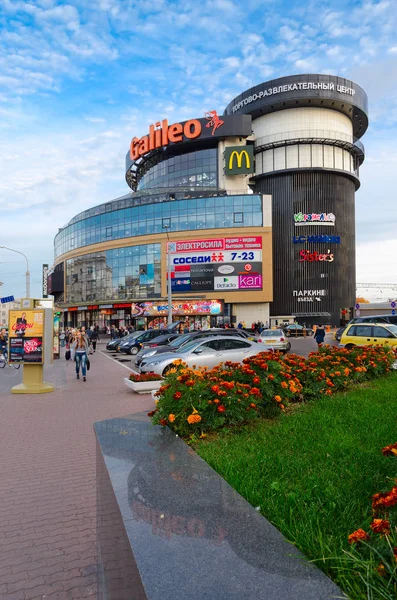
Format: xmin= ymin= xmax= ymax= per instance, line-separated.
xmin=147 ymin=360 xmax=161 ymax=366
xmin=143 ymin=351 xmax=156 ymax=358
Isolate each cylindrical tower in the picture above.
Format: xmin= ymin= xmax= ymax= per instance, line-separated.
xmin=224 ymin=74 xmax=368 ymax=325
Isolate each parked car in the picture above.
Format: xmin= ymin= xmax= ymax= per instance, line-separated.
xmin=334 ymin=326 xmax=346 ymax=342
xmin=140 ymin=332 xmax=180 ymax=349
xmin=257 ymin=329 xmax=291 ymax=353
xmin=348 ymin=314 xmax=397 ymax=326
xmin=119 ymin=329 xmax=176 ymax=355
xmin=106 ymin=332 xmax=140 ymax=352
xmin=140 ymin=336 xmax=273 ymax=377
xmin=283 ymin=324 xmax=314 ymax=337
xmin=134 ymin=328 xmax=256 ymax=367
xmin=339 ymin=322 xmax=397 ymax=350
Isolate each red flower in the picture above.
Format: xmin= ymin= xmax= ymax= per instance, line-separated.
xmin=370 ymin=519 xmax=391 ymax=536
xmin=253 ymin=376 xmax=260 ymax=384
xmin=217 ymin=405 xmax=226 ymax=413
xmin=211 ymin=385 xmax=220 ymax=394
xmin=382 ymin=442 xmax=397 ymax=456
xmin=185 ymin=380 xmax=195 ymax=387
xmin=348 ymin=529 xmax=370 ymax=544
xmin=173 ymin=391 xmax=182 ymax=400
xmin=147 ymin=410 xmax=157 ymax=417
xmin=159 ymin=419 xmax=167 ymax=427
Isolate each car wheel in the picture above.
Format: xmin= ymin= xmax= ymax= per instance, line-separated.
xmin=128 ymin=346 xmax=139 ymax=355
xmin=162 ymin=364 xmax=173 ymax=377
xmin=345 ymin=344 xmax=355 ymax=350
xmin=286 ymin=343 xmax=291 ymax=352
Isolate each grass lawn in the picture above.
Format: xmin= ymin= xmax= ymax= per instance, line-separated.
xmin=195 ymin=372 xmax=397 ymax=600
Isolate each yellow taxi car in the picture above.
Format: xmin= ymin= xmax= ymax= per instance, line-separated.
xmin=339 ymin=322 xmax=397 ymax=349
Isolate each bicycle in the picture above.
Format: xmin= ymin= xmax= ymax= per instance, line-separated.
xmin=0 ymin=351 xmax=21 ymax=369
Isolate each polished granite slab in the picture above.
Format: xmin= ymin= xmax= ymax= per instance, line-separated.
xmin=95 ymin=415 xmax=345 ymax=600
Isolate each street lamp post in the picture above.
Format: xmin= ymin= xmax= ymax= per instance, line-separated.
xmin=162 ymin=224 xmax=173 ymax=327
xmin=0 ymin=246 xmax=30 ymax=298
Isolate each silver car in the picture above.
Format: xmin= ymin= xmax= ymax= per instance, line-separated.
xmin=257 ymin=329 xmax=291 ymax=353
xmin=139 ymin=336 xmax=273 ymax=377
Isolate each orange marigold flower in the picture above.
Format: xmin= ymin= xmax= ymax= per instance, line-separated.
xmin=274 ymin=395 xmax=282 ymax=403
xmin=173 ymin=391 xmax=182 ymax=400
xmin=159 ymin=418 xmax=168 ymax=427
xmin=372 ymin=487 xmax=397 ymax=511
xmin=253 ymin=376 xmax=260 ymax=384
xmin=250 ymin=403 xmax=257 ymax=408
xmin=213 ymin=399 xmax=220 ymax=404
xmin=250 ymin=387 xmax=261 ymax=396
xmin=370 ymin=519 xmax=391 ymax=536
xmin=281 ymin=381 xmax=288 ymax=389
xmin=344 ymin=368 xmax=350 ymax=376
xmin=168 ymin=414 xmax=176 ymax=423
xmin=211 ymin=385 xmax=220 ymax=394
xmin=268 ymin=374 xmax=275 ymax=381
xmin=279 ymin=404 xmax=285 ymax=410
xmin=218 ymin=390 xmax=227 ymax=397
xmin=185 ymin=380 xmax=195 ymax=387
xmin=382 ymin=442 xmax=397 ymax=457
xmin=348 ymin=529 xmax=370 ymax=544
xmin=376 ymin=563 xmax=386 ymax=576
xmin=187 ymin=413 xmax=202 ymax=424
xmin=217 ymin=404 xmax=226 ymax=413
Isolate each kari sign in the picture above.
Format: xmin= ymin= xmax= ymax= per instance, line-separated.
xmin=238 ymin=275 xmax=262 ymax=289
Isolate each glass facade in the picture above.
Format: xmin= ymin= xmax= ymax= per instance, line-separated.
xmin=55 ymin=194 xmax=263 ymax=258
xmin=137 ymin=148 xmax=218 ymax=190
xmin=65 ymin=244 xmax=161 ymax=303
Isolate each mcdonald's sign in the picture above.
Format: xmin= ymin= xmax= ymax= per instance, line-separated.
xmin=224 ymin=145 xmax=254 ymax=175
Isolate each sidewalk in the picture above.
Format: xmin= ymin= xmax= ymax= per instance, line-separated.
xmin=0 ymin=348 xmax=154 ymax=599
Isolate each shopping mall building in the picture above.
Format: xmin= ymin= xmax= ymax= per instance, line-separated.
xmin=49 ymin=74 xmax=368 ymax=329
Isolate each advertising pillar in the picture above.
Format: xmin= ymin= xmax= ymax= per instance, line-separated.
xmin=9 ymin=299 xmax=54 ymax=394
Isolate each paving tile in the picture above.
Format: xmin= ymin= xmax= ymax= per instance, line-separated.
xmin=0 ymin=343 xmax=154 ymax=600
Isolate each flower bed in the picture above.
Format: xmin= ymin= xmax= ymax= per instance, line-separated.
xmin=347 ymin=442 xmax=397 ymax=595
xmin=129 ymin=373 xmax=162 ymax=382
xmin=150 ymin=346 xmax=396 ymax=437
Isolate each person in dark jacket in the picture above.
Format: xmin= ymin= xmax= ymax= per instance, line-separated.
xmin=314 ymin=325 xmax=326 ymax=347
xmin=90 ymin=327 xmax=100 ymax=352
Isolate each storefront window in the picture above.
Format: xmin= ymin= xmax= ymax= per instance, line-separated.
xmin=65 ymin=244 xmax=161 ymax=303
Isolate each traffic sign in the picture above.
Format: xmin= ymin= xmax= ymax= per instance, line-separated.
xmin=392 ymin=310 xmax=396 ymax=315
xmin=391 ymin=301 xmax=396 ymax=308
xmin=0 ymin=296 xmax=14 ymax=304
xmin=355 ymin=309 xmax=360 ymax=317
xmin=355 ymin=303 xmax=360 ymax=309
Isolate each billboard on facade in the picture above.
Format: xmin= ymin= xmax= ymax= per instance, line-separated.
xmin=167 ymin=237 xmax=263 ymax=292
xmin=131 ymin=300 xmax=223 ymax=316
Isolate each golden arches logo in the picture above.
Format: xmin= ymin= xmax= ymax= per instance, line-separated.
xmin=228 ymin=149 xmax=251 ymax=170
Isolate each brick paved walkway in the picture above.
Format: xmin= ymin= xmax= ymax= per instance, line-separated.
xmin=0 ymin=346 xmax=154 ymax=599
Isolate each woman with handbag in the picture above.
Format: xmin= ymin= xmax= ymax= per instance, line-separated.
xmin=72 ymin=332 xmax=89 ymax=381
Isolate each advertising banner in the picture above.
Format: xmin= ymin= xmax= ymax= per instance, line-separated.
xmin=8 ymin=309 xmax=44 ymax=364
xmin=168 ymin=237 xmax=263 ymax=292
xmin=131 ymin=301 xmax=223 ymax=316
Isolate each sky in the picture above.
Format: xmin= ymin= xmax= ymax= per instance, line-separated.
xmin=0 ymin=0 xmax=396 ymax=301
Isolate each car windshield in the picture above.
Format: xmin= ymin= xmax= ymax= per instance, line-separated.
xmin=176 ymin=339 xmax=207 ymax=353
xmin=386 ymin=325 xmax=397 ymax=336
xmin=169 ymin=334 xmax=192 ymax=348
xmin=261 ymin=329 xmax=283 ymax=337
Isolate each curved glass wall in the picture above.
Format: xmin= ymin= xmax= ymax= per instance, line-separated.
xmin=55 ymin=194 xmax=263 ymax=258
xmin=137 ymin=148 xmax=218 ymax=190
xmin=66 ymin=244 xmax=161 ymax=303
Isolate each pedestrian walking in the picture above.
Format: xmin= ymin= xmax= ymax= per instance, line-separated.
xmin=90 ymin=327 xmax=99 ymax=352
xmin=72 ymin=332 xmax=89 ymax=381
xmin=314 ymin=324 xmax=326 ymax=347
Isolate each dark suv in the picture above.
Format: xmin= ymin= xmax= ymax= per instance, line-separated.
xmin=134 ymin=328 xmax=253 ymax=367
xmin=118 ymin=329 xmax=174 ymax=355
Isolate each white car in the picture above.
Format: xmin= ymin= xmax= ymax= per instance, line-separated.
xmin=258 ymin=329 xmax=291 ymax=353
xmin=139 ymin=336 xmax=273 ymax=377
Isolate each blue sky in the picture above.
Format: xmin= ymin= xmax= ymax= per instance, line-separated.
xmin=0 ymin=0 xmax=396 ymax=300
